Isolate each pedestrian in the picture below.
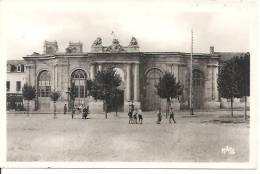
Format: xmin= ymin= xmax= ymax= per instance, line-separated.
xmin=79 ymin=104 xmax=83 ymax=114
xmin=138 ymin=108 xmax=143 ymax=124
xmin=133 ymin=109 xmax=138 ymax=124
xmin=64 ymin=104 xmax=67 ymax=114
xmin=169 ymin=108 xmax=176 ymax=124
xmin=72 ymin=106 xmax=75 ymax=119
xmin=82 ymin=106 xmax=89 ymax=119
xmin=156 ymin=108 xmax=162 ymax=124
xmin=128 ymin=110 xmax=133 ymax=124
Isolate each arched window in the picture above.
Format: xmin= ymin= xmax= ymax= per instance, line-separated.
xmin=145 ymin=68 xmax=163 ymax=111
xmin=147 ymin=68 xmax=162 ymax=84
xmin=71 ymin=69 xmax=87 ymax=98
xmin=38 ymin=71 xmax=51 ymax=97
xmin=193 ymin=69 xmax=204 ymax=87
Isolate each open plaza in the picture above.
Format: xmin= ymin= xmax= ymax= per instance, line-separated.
xmin=7 ymin=110 xmax=249 ymax=162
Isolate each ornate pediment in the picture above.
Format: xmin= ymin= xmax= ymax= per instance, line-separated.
xmin=105 ymin=39 xmax=125 ymax=53
xmin=90 ymin=36 xmax=139 ymax=53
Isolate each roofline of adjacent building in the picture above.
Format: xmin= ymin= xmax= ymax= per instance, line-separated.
xmin=23 ymin=51 xmax=220 ymax=60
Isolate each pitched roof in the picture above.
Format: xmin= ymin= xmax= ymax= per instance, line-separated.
xmin=7 ymin=60 xmax=26 ymax=65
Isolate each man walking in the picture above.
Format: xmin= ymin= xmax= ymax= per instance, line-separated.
xmin=156 ymin=108 xmax=162 ymax=124
xmin=64 ymin=104 xmax=67 ymax=115
xmin=169 ymin=108 xmax=176 ymax=124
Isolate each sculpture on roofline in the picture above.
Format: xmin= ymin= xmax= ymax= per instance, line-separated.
xmin=106 ymin=38 xmax=125 ymax=52
xmin=129 ymin=37 xmax=139 ymax=47
xmin=92 ymin=37 xmax=102 ymax=47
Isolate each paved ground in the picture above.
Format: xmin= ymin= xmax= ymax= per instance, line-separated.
xmin=7 ymin=110 xmax=249 ymax=162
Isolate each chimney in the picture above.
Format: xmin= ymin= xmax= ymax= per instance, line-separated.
xmin=210 ymin=46 xmax=214 ymax=54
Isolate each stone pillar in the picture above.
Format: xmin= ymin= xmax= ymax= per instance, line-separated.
xmin=98 ymin=64 xmax=102 ymax=71
xmin=213 ymin=66 xmax=219 ymax=101
xmin=134 ymin=63 xmax=140 ymax=101
xmin=25 ymin=64 xmax=31 ymax=86
xmin=90 ymin=64 xmax=95 ymax=80
xmin=204 ymin=65 xmax=220 ymax=109
xmin=126 ymin=64 xmax=131 ymax=101
xmin=173 ymin=64 xmax=179 ymax=82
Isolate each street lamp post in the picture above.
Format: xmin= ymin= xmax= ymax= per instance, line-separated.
xmin=66 ymin=87 xmax=74 ymax=119
xmin=190 ymin=29 xmax=194 ymax=115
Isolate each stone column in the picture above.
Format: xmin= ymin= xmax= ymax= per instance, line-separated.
xmin=173 ymin=64 xmax=179 ymax=82
xmin=126 ymin=64 xmax=131 ymax=101
xmin=213 ymin=66 xmax=219 ymax=101
xmin=25 ymin=64 xmax=31 ymax=86
xmin=204 ymin=65 xmax=220 ymax=109
xmin=90 ymin=64 xmax=95 ymax=80
xmin=98 ymin=64 xmax=102 ymax=71
xmin=134 ymin=63 xmax=140 ymax=101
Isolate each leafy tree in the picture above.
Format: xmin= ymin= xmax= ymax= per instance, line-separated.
xmin=22 ymin=84 xmax=36 ymax=117
xmin=50 ymin=91 xmax=60 ymax=119
xmin=88 ymin=68 xmax=122 ymax=119
xmin=218 ymin=57 xmax=240 ymax=117
xmin=235 ymin=53 xmax=250 ymax=120
xmin=155 ymin=72 xmax=183 ymax=117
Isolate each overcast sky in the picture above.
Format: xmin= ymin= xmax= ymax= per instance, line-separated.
xmin=0 ymin=0 xmax=256 ymax=60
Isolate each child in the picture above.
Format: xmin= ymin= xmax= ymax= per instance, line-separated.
xmin=133 ymin=109 xmax=138 ymax=124
xmin=128 ymin=110 xmax=133 ymax=124
xmin=138 ymin=109 xmax=143 ymax=124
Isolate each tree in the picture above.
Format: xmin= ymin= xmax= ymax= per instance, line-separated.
xmin=155 ymin=72 xmax=183 ymax=117
xmin=235 ymin=53 xmax=250 ymax=120
xmin=218 ymin=57 xmax=239 ymax=117
xmin=68 ymin=84 xmax=76 ymax=119
xmin=22 ymin=84 xmax=36 ymax=117
xmin=88 ymin=68 xmax=122 ymax=119
xmin=50 ymin=91 xmax=60 ymax=119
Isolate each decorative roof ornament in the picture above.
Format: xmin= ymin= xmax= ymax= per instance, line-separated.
xmin=106 ymin=38 xmax=125 ymax=52
xmin=92 ymin=37 xmax=102 ymax=47
xmin=129 ymin=37 xmax=139 ymax=47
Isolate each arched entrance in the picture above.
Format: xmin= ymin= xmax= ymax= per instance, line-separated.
xmin=37 ymin=70 xmax=51 ymax=111
xmin=192 ymin=69 xmax=204 ymax=109
xmin=144 ymin=68 xmax=163 ymax=111
xmin=106 ymin=67 xmax=125 ymax=112
xmin=71 ymin=69 xmax=88 ymax=107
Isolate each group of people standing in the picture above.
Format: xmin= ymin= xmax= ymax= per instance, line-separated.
xmin=64 ymin=103 xmax=176 ymax=124
xmin=63 ymin=104 xmax=89 ymax=119
xmin=128 ymin=108 xmax=143 ymax=124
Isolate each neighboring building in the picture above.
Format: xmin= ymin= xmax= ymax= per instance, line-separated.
xmin=6 ymin=60 xmax=26 ymax=110
xmin=21 ymin=37 xmax=247 ymax=113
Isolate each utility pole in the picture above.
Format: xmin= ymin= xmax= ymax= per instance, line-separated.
xmin=190 ymin=29 xmax=194 ymax=115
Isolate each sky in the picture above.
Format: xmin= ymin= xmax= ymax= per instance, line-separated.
xmin=0 ymin=0 xmax=257 ymax=60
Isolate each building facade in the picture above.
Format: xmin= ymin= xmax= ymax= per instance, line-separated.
xmin=22 ymin=37 xmax=221 ymax=113
xmin=6 ymin=60 xmax=26 ymax=110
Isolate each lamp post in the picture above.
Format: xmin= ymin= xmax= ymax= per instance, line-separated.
xmin=66 ymin=87 xmax=74 ymax=119
xmin=190 ymin=29 xmax=194 ymax=115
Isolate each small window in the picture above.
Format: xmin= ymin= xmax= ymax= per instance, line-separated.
xmin=7 ymin=81 xmax=10 ymax=91
xmin=17 ymin=64 xmax=21 ymax=72
xmin=21 ymin=65 xmax=24 ymax=72
xmin=16 ymin=81 xmax=21 ymax=91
